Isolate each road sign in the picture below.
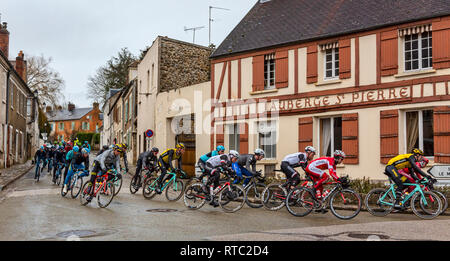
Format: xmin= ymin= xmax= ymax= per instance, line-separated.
xmin=145 ymin=129 xmax=154 ymax=138
xmin=428 ymin=165 xmax=450 ymax=179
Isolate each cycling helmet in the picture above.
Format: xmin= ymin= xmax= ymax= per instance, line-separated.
xmin=81 ymin=148 xmax=89 ymax=155
xmin=229 ymin=150 xmax=240 ymax=159
xmin=419 ymin=157 xmax=429 ymax=168
xmin=216 ymin=145 xmax=225 ymax=152
xmin=73 ymin=146 xmax=80 ymax=153
xmin=305 ymin=146 xmax=316 ymax=153
xmin=151 ymin=147 xmax=159 ymax=153
xmin=176 ymin=143 xmax=185 ymax=149
xmin=254 ymin=148 xmax=265 ymax=157
xmin=412 ymin=148 xmax=424 ymax=156
xmin=333 ymin=150 xmax=346 ymax=159
xmin=114 ymin=144 xmax=125 ymax=153
xmin=40 ymin=145 xmax=44 ymax=150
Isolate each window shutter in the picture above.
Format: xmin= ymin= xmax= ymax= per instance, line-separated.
xmin=215 ymin=124 xmax=224 ymax=146
xmin=380 ymin=109 xmax=399 ymax=164
xmin=432 ymin=18 xmax=450 ymax=69
xmin=433 ymin=106 xmax=450 ymax=163
xmin=298 ymin=117 xmax=313 ymax=151
xmin=339 ymin=39 xmax=351 ymax=79
xmin=342 ymin=113 xmax=358 ymax=164
xmin=380 ymin=30 xmax=398 ymax=76
xmin=239 ymin=122 xmax=249 ymax=154
xmin=306 ymin=45 xmax=318 ymax=84
xmin=252 ymin=55 xmax=265 ymax=91
xmin=275 ymin=50 xmax=289 ymax=89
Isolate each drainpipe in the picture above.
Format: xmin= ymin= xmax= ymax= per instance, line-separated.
xmin=4 ymin=69 xmax=10 ymax=168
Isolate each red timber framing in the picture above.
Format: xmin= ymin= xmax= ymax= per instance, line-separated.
xmin=380 ymin=109 xmax=399 ymax=164
xmin=434 ymin=106 xmax=450 ymax=163
xmin=342 ymin=113 xmax=359 ymax=164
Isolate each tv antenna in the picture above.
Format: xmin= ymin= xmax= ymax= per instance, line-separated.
xmin=209 ymin=6 xmax=230 ymax=46
xmin=184 ymin=26 xmax=205 ymax=44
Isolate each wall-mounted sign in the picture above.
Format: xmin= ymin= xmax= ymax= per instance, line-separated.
xmin=145 ymin=129 xmax=154 ymax=138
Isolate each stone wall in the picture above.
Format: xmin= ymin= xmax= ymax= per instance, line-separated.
xmin=159 ymin=37 xmax=212 ymax=92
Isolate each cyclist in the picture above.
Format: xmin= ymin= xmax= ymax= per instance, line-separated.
xmin=82 ymin=141 xmax=91 ymax=152
xmin=62 ymin=148 xmax=90 ymax=194
xmin=280 ymin=146 xmax=317 ymax=190
xmin=232 ymin=148 xmax=265 ymax=186
xmin=132 ymin=147 xmax=159 ymax=189
xmin=52 ymin=146 xmax=66 ymax=183
xmin=305 ymin=150 xmax=346 ymax=200
xmin=33 ymin=146 xmax=46 ymax=180
xmin=385 ymin=148 xmax=434 ymax=208
xmin=41 ymin=144 xmax=50 ymax=172
xmin=116 ymin=143 xmax=130 ymax=173
xmin=97 ymin=144 xmax=110 ymax=156
xmin=47 ymin=145 xmax=56 ymax=173
xmin=155 ymin=143 xmax=186 ymax=194
xmin=64 ymin=145 xmax=80 ymax=184
xmin=197 ymin=145 xmax=226 ymax=174
xmin=86 ymin=145 xmax=123 ymax=202
xmin=204 ymin=150 xmax=240 ymax=207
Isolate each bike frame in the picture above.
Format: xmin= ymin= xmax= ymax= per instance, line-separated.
xmin=379 ymin=182 xmax=430 ymax=207
xmin=91 ymin=175 xmax=110 ymax=197
xmin=148 ymin=171 xmax=179 ymax=192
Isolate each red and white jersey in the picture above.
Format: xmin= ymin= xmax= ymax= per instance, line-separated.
xmin=306 ymin=157 xmax=338 ymax=180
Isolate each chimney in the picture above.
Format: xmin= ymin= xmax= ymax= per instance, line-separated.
xmin=46 ymin=106 xmax=52 ymax=113
xmin=0 ymin=22 xmax=9 ymax=59
xmin=15 ymin=51 xmax=26 ymax=81
xmin=93 ymin=102 xmax=99 ymax=110
xmin=68 ymin=102 xmax=75 ymax=112
xmin=57 ymin=105 xmax=62 ymax=111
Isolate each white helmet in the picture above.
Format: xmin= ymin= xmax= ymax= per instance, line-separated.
xmin=229 ymin=150 xmax=240 ymax=159
xmin=305 ymin=146 xmax=316 ymax=153
xmin=254 ymin=148 xmax=265 ymax=157
xmin=333 ymin=150 xmax=346 ymax=158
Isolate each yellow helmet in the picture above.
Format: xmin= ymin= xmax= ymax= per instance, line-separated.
xmin=412 ymin=148 xmax=424 ymax=156
xmin=114 ymin=144 xmax=125 ymax=153
xmin=176 ymin=143 xmax=185 ymax=149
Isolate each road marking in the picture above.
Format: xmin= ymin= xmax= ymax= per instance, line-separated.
xmin=7 ymin=188 xmax=61 ymax=198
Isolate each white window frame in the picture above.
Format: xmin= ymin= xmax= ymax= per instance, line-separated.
xmin=228 ymin=124 xmax=240 ymax=152
xmin=403 ymin=32 xmax=433 ymax=72
xmin=403 ymin=109 xmax=434 ymax=158
xmin=264 ymin=54 xmax=276 ymax=90
xmin=59 ymin=122 xmax=64 ymax=131
xmin=318 ymin=116 xmax=342 ymax=157
xmin=258 ymin=120 xmax=277 ymax=159
xmin=324 ymin=48 xmax=339 ymax=80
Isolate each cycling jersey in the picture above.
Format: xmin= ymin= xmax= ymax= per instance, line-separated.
xmin=235 ymin=154 xmax=257 ymax=175
xmin=160 ymin=148 xmax=182 ymax=170
xmin=199 ymin=150 xmax=219 ymax=162
xmin=205 ymin=154 xmax=232 ymax=169
xmin=306 ymin=157 xmax=339 ymax=180
xmin=95 ymin=149 xmax=121 ymax=172
xmin=70 ymin=153 xmax=89 ymax=170
xmin=138 ymin=151 xmax=158 ymax=169
xmin=386 ymin=154 xmax=427 ymax=181
xmin=282 ymin=152 xmax=308 ymax=169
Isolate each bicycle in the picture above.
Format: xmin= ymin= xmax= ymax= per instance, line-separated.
xmin=34 ymin=159 xmax=43 ymax=182
xmin=111 ymin=169 xmax=125 ymax=196
xmin=130 ymin=166 xmax=159 ymax=194
xmin=236 ymin=170 xmax=267 ymax=208
xmin=79 ymin=171 xmax=115 ymax=208
xmin=426 ymin=169 xmax=448 ymax=214
xmin=61 ymin=168 xmax=89 ymax=198
xmin=365 ymin=177 xmax=442 ymax=219
xmin=53 ymin=162 xmax=64 ymax=186
xmin=261 ymin=169 xmax=313 ymax=211
xmin=142 ymin=169 xmax=184 ymax=201
xmin=285 ymin=176 xmax=362 ymax=220
xmin=183 ymin=168 xmax=246 ymax=213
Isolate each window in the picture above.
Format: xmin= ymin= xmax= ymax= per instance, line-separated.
xmin=405 ymin=110 xmax=434 ymax=156
xmin=82 ymin=122 xmax=90 ymax=130
xmin=71 ymin=122 xmax=75 ymax=130
xmin=320 ymin=117 xmax=342 ymax=156
xmin=228 ymin=124 xmax=240 ymax=152
xmin=58 ymin=122 xmax=64 ymax=131
xmin=258 ymin=121 xmax=277 ymax=159
xmin=404 ymin=32 xmax=432 ymax=71
xmin=125 ymin=101 xmax=129 ymax=122
xmin=10 ymin=85 xmax=13 ymax=109
xmin=324 ymin=48 xmax=339 ymax=79
xmin=264 ymin=54 xmax=275 ymax=90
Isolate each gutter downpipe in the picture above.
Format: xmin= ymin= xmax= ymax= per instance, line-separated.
xmin=4 ymin=69 xmax=10 ymax=168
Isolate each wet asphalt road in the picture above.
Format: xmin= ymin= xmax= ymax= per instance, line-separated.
xmin=0 ymin=166 xmax=449 ymax=241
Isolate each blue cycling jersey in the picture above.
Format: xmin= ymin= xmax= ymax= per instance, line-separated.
xmin=200 ymin=150 xmax=219 ymax=162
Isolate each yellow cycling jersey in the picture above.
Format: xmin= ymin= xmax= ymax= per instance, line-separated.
xmin=160 ymin=148 xmax=182 ymax=163
xmin=387 ymin=154 xmax=415 ymax=170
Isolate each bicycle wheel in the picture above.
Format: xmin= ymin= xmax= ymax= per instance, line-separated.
xmin=285 ymin=187 xmax=315 ymax=217
xmin=142 ymin=177 xmax=158 ymax=199
xmin=245 ymin=182 xmax=266 ymax=208
xmin=364 ymin=188 xmax=394 ymax=217
xmin=56 ymin=171 xmax=62 ymax=186
xmin=261 ymin=183 xmax=287 ymax=211
xmin=97 ymin=181 xmax=115 ymax=208
xmin=219 ymin=184 xmax=245 ymax=213
xmin=36 ymin=167 xmax=40 ymax=182
xmin=129 ymin=174 xmax=141 ymax=194
xmin=329 ymin=188 xmax=362 ymax=220
xmin=183 ymin=183 xmax=207 ymax=210
xmin=113 ymin=176 xmax=122 ymax=196
xmin=70 ymin=176 xmax=83 ymax=199
xmin=431 ymin=190 xmax=448 ymax=214
xmin=411 ymin=191 xmax=442 ymax=219
xmin=165 ymin=179 xmax=184 ymax=201
xmin=80 ymin=181 xmax=92 ymax=206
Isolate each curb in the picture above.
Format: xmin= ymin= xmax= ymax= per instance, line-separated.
xmin=0 ymin=163 xmax=34 ymax=192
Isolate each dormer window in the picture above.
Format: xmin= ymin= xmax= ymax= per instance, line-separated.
xmin=399 ymin=25 xmax=433 ymax=72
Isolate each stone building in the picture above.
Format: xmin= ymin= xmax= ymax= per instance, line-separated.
xmin=208 ymin=0 xmax=450 ymax=181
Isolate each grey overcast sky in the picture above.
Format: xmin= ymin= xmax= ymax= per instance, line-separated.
xmin=1 ymin=0 xmax=256 ymax=108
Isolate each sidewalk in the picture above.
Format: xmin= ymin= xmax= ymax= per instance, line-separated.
xmin=0 ymin=160 xmax=34 ymax=191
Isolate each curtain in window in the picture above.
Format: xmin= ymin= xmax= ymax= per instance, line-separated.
xmin=321 ymin=118 xmax=331 ymax=156
xmin=406 ymin=112 xmax=419 ymax=153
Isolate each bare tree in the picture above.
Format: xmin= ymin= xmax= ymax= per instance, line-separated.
xmin=26 ymin=54 xmax=65 ymax=107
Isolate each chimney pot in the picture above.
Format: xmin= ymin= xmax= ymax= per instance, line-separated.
xmin=0 ymin=21 xmax=9 ymax=59
xmin=68 ymin=103 xmax=75 ymax=112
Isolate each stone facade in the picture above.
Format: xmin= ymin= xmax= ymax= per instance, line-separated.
xmin=159 ymin=37 xmax=212 ymax=93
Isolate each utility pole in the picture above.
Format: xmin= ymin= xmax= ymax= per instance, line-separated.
xmin=184 ymin=26 xmax=205 ymax=44
xmin=209 ymin=6 xmax=230 ymax=46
